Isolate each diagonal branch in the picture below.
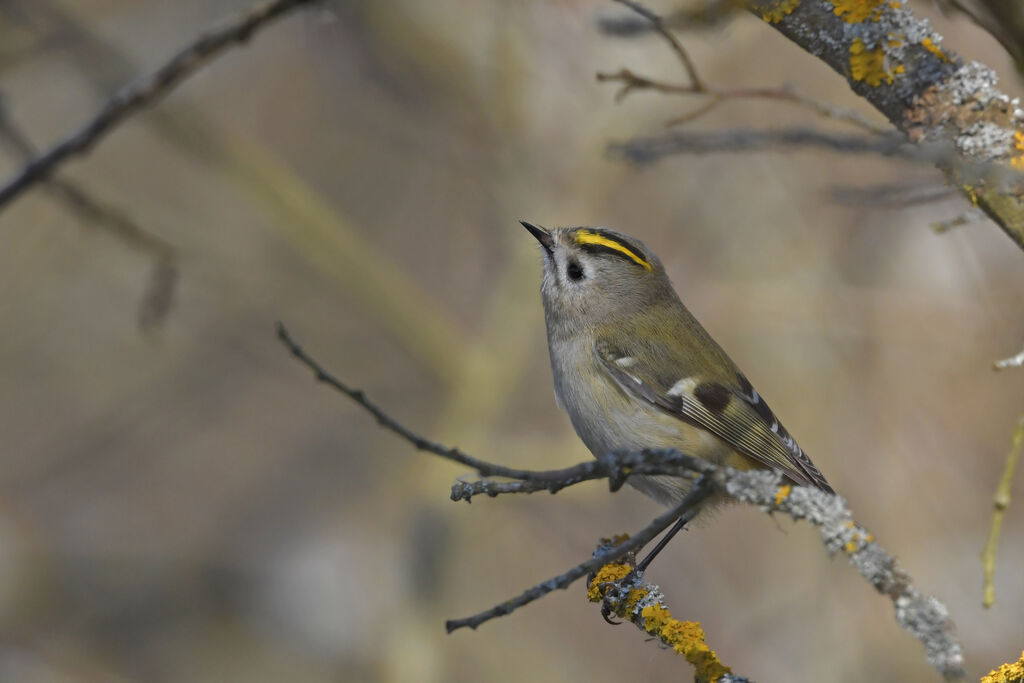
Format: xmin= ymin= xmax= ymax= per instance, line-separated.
xmin=445 ymin=477 xmax=714 ymax=633
xmin=610 ymin=0 xmax=705 ymax=91
xmin=746 ymin=0 xmax=1024 ymax=251
xmin=604 ymin=0 xmax=1024 ymax=251
xmin=0 ymin=95 xmax=177 ymax=330
xmin=609 ymin=126 xmax=914 ymax=163
xmin=599 ymin=2 xmax=890 ymax=135
xmin=280 ymin=325 xmax=965 ymax=680
xmin=0 ymin=0 xmax=319 ymax=209
xmin=279 ymin=321 xmax=715 ymax=486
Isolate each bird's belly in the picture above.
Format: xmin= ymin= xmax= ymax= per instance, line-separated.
xmin=551 ymin=352 xmax=736 ymax=506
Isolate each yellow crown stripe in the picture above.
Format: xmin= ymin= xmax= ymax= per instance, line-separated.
xmin=575 ymin=230 xmax=652 ymax=270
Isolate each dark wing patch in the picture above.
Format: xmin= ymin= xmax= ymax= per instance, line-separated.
xmin=694 ymin=382 xmax=731 ymax=413
xmin=596 ymin=342 xmax=832 ymax=493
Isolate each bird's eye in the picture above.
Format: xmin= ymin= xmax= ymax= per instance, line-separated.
xmin=567 ymin=260 xmax=584 ymax=281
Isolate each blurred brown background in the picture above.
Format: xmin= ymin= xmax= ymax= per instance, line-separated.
xmin=1 ymin=1 xmax=1023 ymax=681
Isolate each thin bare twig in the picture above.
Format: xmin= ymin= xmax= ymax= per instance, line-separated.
xmin=939 ymin=0 xmax=1024 ymax=76
xmin=610 ymin=0 xmax=704 ymax=91
xmin=0 ymin=95 xmax=173 ymax=255
xmin=597 ymin=69 xmax=890 ymax=135
xmin=931 ymin=208 xmax=986 ymax=234
xmin=610 ymin=127 xmax=913 ymax=163
xmin=0 ymin=95 xmax=177 ymax=330
xmin=599 ymin=0 xmax=746 ymax=35
xmin=598 ymin=2 xmax=891 ymax=135
xmin=829 ymin=181 xmax=957 ymax=208
xmin=445 ymin=477 xmax=714 ymax=632
xmin=0 ymin=0 xmax=319 ymax=209
xmin=981 ymin=416 xmax=1024 ymax=608
xmin=279 ymin=321 xmax=713 ymax=487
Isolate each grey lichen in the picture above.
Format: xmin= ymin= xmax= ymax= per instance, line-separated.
xmin=955 ymin=121 xmax=1015 ymax=158
xmin=716 ymin=466 xmax=965 ymax=679
xmin=939 ymin=61 xmax=1002 ymax=107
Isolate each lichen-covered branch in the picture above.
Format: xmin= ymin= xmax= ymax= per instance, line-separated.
xmin=603 ymin=0 xmax=1024 ymax=250
xmin=445 ymin=478 xmax=714 ymax=633
xmin=982 ymin=649 xmax=1024 ymax=683
xmin=589 ymin=547 xmax=747 ymax=683
xmin=980 ymin=416 xmax=1024 ymax=608
xmin=280 ymin=325 xmax=964 ymax=680
xmin=748 ymin=0 xmax=1024 ymax=251
xmin=0 ymin=0 xmax=319 ymax=209
xmin=725 ymin=470 xmax=964 ymax=680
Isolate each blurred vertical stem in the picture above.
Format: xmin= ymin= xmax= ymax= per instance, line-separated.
xmin=981 ymin=415 xmax=1024 ymax=608
xmin=383 ymin=6 xmax=542 ymax=682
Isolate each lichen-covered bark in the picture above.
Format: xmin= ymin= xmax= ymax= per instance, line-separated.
xmin=753 ymin=0 xmax=1024 ymax=251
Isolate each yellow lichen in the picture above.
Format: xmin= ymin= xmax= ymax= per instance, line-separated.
xmin=963 ymin=185 xmax=979 ymax=205
xmin=773 ymin=484 xmax=792 ymax=505
xmin=921 ymin=37 xmax=949 ymax=62
xmin=982 ymin=650 xmax=1024 ymax=683
xmin=760 ymin=0 xmax=799 ymax=23
xmin=587 ymin=562 xmax=633 ymax=602
xmin=845 ymin=540 xmax=858 ymax=553
xmin=1011 ymin=131 xmax=1024 ymax=171
xmin=850 ymin=38 xmax=896 ymax=87
xmin=831 ymin=0 xmax=886 ymax=22
xmin=641 ymin=605 xmax=732 ymax=681
xmin=624 ymin=587 xmax=648 ymax=611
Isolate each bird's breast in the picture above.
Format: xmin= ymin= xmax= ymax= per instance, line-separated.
xmin=548 ymin=335 xmax=727 ymax=461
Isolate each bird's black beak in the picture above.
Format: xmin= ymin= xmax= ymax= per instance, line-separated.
xmin=520 ymin=220 xmax=554 ymax=255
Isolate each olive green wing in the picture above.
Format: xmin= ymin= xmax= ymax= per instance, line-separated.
xmin=595 ymin=339 xmax=832 ymax=492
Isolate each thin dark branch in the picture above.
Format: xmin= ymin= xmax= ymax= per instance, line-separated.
xmin=0 ymin=0 xmax=319 ymax=209
xmin=828 ymin=181 xmax=958 ymax=208
xmin=611 ymin=127 xmax=913 ymax=164
xmin=444 ymin=477 xmax=714 ymax=632
xmin=279 ymin=321 xmax=716 ymax=486
xmin=0 ymin=95 xmax=172 ymax=255
xmin=599 ymin=0 xmax=745 ymax=35
xmin=278 ymin=322 xmax=598 ymax=481
xmin=598 ymin=2 xmax=890 ymax=135
xmin=597 ymin=68 xmax=891 ymax=134
xmin=0 ymin=94 xmax=177 ymax=330
xmin=941 ymin=0 xmax=1024 ymax=76
xmin=610 ymin=0 xmax=704 ymax=91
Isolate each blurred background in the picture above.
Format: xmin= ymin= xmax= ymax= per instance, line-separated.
xmin=0 ymin=0 xmax=1022 ymax=681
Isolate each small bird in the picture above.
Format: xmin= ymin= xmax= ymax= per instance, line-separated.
xmin=522 ymin=221 xmax=832 ymax=522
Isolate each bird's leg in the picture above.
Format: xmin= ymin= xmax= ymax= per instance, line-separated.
xmin=635 ymin=507 xmax=699 ymax=573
